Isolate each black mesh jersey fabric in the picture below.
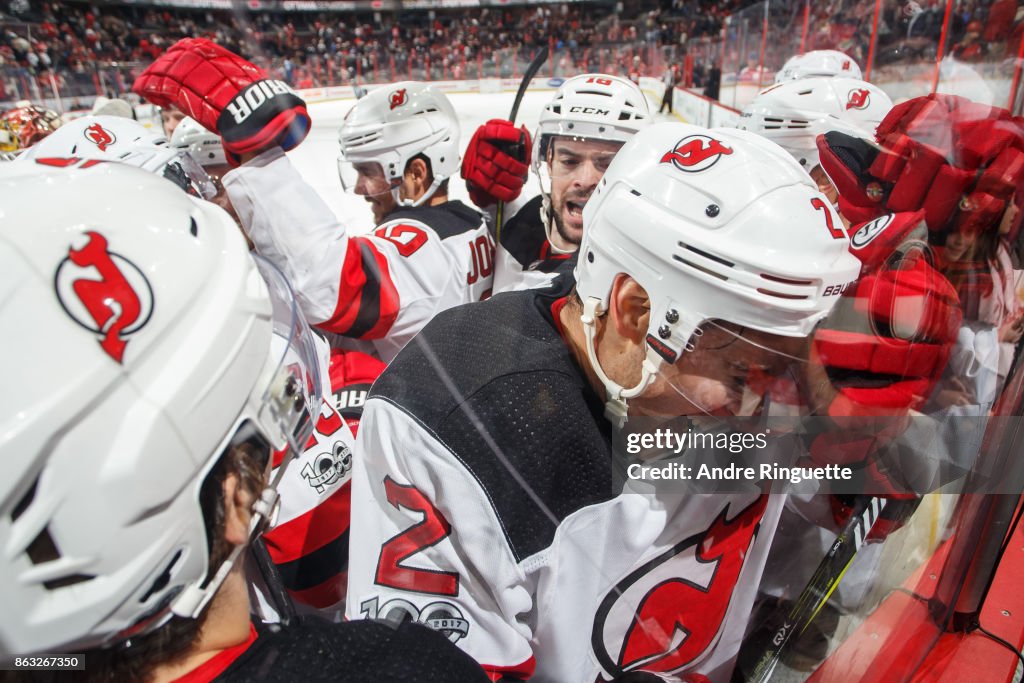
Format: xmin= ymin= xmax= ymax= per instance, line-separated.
xmin=385 ymin=200 xmax=486 ymax=240
xmin=500 ymin=195 xmax=580 ymax=275
xmin=371 ymin=273 xmax=613 ymax=562
xmin=216 ymin=617 xmax=490 ymax=682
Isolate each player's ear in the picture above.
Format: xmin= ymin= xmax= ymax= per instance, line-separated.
xmin=608 ymin=275 xmax=649 ymax=345
xmin=404 ymin=157 xmax=431 ymax=192
xmin=222 ymin=472 xmax=254 ymax=546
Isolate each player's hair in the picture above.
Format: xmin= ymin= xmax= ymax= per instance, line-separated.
xmin=76 ymin=438 xmax=268 ymax=683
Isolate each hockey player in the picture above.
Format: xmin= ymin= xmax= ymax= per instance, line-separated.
xmin=737 ymin=76 xmax=892 ymax=211
xmin=0 ymin=160 xmax=488 ymax=682
xmin=774 ymin=49 xmax=863 ymax=83
xmin=19 ymin=114 xmax=219 ymax=200
xmin=19 ymin=112 xmax=374 ymax=618
xmin=460 ymin=73 xmax=651 ymax=291
xmin=135 ymin=41 xmax=492 ymax=362
xmin=346 ymin=122 xmax=861 ymax=681
xmin=166 ymin=114 xmax=389 ymax=613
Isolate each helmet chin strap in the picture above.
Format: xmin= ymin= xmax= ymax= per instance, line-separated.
xmin=539 ymin=193 xmax=578 ymax=255
xmin=393 ymin=176 xmax=444 ymax=208
xmin=581 ymin=297 xmax=658 ymax=426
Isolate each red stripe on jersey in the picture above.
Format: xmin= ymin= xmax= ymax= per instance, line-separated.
xmin=170 ymin=623 xmax=257 ymax=683
xmin=319 ymin=236 xmax=400 ymax=339
xmin=263 ymin=481 xmax=351 ymax=564
xmin=549 ymin=296 xmax=570 ymax=342
xmin=538 ymin=240 xmax=572 ymax=262
xmin=481 ymin=656 xmax=536 ymax=681
xmin=288 ymin=570 xmax=348 ymax=609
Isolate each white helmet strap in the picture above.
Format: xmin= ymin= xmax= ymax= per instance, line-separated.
xmin=393 ymin=175 xmax=444 ymax=209
xmin=581 ymin=297 xmax=658 ymax=426
xmin=170 ymin=486 xmax=281 ymax=619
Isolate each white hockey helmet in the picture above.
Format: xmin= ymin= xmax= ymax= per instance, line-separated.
xmin=337 ymin=81 xmax=459 ymax=207
xmin=0 ymin=160 xmax=321 ymax=656
xmin=575 ymin=122 xmax=861 ymax=416
xmin=170 ymin=115 xmax=227 ymax=169
xmin=738 ymin=77 xmax=893 ymax=170
xmin=19 ymin=115 xmax=217 ymax=199
xmin=775 ymin=50 xmax=863 ymax=83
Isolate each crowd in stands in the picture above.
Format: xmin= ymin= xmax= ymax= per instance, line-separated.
xmin=1 ymin=0 xmax=740 ymax=101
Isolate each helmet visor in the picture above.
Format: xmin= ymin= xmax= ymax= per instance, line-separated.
xmin=337 ymin=158 xmax=398 ymax=197
xmin=252 ymin=255 xmax=320 ymax=475
xmin=653 ymin=320 xmax=810 ymax=418
xmin=163 ymin=150 xmax=218 ymax=200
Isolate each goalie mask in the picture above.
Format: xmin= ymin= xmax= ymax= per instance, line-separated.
xmin=0 ymin=104 xmax=61 ymax=154
xmin=532 ymin=74 xmax=650 ymax=250
xmin=20 ymin=115 xmax=218 ymax=199
xmin=337 ymin=82 xmax=460 ymax=210
xmin=575 ymin=123 xmax=861 ymax=420
xmin=0 ymin=161 xmax=321 ymax=657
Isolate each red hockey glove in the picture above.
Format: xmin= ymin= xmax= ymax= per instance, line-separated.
xmin=817 ymin=94 xmax=1024 ymax=233
xmin=133 ymin=38 xmax=310 ymax=166
xmin=806 ymin=212 xmax=959 ymax=504
xmin=460 ymin=119 xmax=532 ymax=207
xmin=811 ymin=211 xmax=962 ymax=417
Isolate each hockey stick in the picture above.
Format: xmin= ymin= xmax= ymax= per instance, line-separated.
xmin=741 ymin=495 xmax=921 ymax=683
xmin=495 ymin=46 xmax=549 ymax=244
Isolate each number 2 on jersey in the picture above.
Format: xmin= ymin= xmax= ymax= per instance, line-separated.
xmin=375 ymin=476 xmax=460 ymax=596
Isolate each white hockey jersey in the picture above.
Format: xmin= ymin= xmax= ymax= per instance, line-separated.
xmin=346 ymin=279 xmax=783 ymax=682
xmin=224 ymin=148 xmax=494 ymax=362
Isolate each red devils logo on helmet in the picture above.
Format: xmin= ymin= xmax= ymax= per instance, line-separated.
xmin=660 ymin=135 xmax=733 ymax=173
xmin=54 ymin=231 xmax=154 ymax=363
xmin=590 ymin=496 xmax=768 ymax=679
xmin=84 ymin=123 xmax=116 ymax=151
xmin=846 ymin=89 xmax=871 ymax=110
xmin=389 ymin=88 xmax=408 ymax=110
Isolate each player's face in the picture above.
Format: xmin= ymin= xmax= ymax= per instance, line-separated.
xmin=161 ymin=109 xmax=186 ymax=138
xmin=632 ymin=322 xmax=807 ymax=418
xmin=547 ymin=137 xmax=624 ymax=247
xmin=351 ymin=162 xmax=398 ymax=223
